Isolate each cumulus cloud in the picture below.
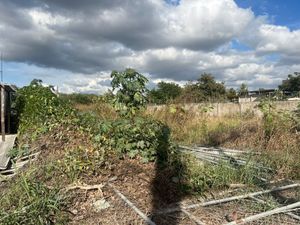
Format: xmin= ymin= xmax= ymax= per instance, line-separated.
xmin=0 ymin=0 xmax=300 ymax=92
xmin=59 ymin=72 xmax=112 ymax=94
xmin=250 ymin=25 xmax=300 ymax=55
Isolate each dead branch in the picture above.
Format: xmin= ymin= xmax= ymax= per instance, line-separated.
xmin=65 ymin=183 xmax=104 ymax=192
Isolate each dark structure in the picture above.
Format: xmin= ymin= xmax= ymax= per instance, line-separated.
xmin=248 ymin=89 xmax=276 ymax=96
xmin=0 ymin=84 xmax=18 ymax=141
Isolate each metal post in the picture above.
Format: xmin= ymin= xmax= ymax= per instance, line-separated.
xmin=1 ymin=85 xmax=5 ymax=141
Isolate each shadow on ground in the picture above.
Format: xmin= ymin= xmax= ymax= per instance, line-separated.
xmin=150 ymin=125 xmax=188 ymax=225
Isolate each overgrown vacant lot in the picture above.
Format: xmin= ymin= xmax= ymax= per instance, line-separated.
xmin=147 ymin=103 xmax=300 ymax=180
xmin=76 ymin=99 xmax=300 ymax=180
xmin=0 ymin=72 xmax=299 ymax=224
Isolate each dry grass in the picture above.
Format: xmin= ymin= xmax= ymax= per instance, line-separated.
xmin=74 ymin=103 xmax=95 ymax=112
xmin=148 ymin=104 xmax=300 ymax=179
xmin=224 ymin=120 xmax=300 ymax=179
xmin=75 ymin=102 xmax=118 ymax=120
xmin=146 ymin=104 xmax=244 ymax=145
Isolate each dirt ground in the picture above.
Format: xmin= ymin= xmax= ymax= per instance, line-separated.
xmin=65 ymin=158 xmax=300 ymax=225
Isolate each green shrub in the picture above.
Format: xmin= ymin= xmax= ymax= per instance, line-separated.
xmin=94 ymin=117 xmax=170 ymax=162
xmin=16 ymin=82 xmax=77 ymax=139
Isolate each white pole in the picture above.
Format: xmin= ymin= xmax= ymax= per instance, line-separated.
xmin=108 ymin=183 xmax=156 ymax=225
xmin=155 ymin=183 xmax=300 ymax=215
xmin=225 ymin=201 xmax=300 ymax=225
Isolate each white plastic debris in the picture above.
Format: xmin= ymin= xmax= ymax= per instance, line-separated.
xmin=93 ymin=199 xmax=110 ymax=212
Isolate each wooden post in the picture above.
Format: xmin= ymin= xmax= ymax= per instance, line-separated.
xmin=7 ymin=91 xmax=10 ymax=134
xmin=1 ymin=85 xmax=5 ymax=141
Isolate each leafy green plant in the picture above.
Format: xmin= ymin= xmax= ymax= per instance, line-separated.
xmin=111 ymin=68 xmax=148 ymax=117
xmin=94 ymin=68 xmax=173 ymax=162
xmin=16 ymin=81 xmax=77 ymax=141
xmin=95 ymin=117 xmax=170 ymax=162
xmin=7 ymin=146 xmax=30 ymax=159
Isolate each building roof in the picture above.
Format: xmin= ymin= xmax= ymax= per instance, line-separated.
xmin=0 ymin=84 xmax=17 ymax=92
xmin=248 ymin=89 xmax=276 ymax=95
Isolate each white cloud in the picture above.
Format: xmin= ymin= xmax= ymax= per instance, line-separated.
xmin=59 ymin=72 xmax=111 ymax=94
xmin=254 ymin=25 xmax=300 ymax=55
xmin=1 ymin=0 xmax=300 ymax=92
xmin=28 ymin=9 xmax=70 ymax=27
xmin=164 ymin=0 xmax=254 ymax=50
xmin=225 ymin=63 xmax=274 ymax=80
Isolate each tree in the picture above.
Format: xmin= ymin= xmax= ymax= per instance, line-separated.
xmin=148 ymin=81 xmax=182 ymax=104
xmin=279 ymin=72 xmax=300 ymax=93
xmin=111 ymin=68 xmax=148 ymax=117
xmin=238 ymin=83 xmax=248 ymax=97
xmin=226 ymin=88 xmax=237 ymax=102
xmin=196 ymin=73 xmax=226 ymax=101
xmin=180 ymin=82 xmax=204 ymax=103
xmin=179 ymin=74 xmax=227 ymax=103
xmin=30 ymin=79 xmax=43 ymax=86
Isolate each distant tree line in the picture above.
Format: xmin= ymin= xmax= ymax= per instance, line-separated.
xmin=50 ymin=71 xmax=300 ymax=105
xmin=148 ymin=72 xmax=300 ymax=104
xmin=279 ymin=72 xmax=300 ymax=93
xmin=148 ymin=73 xmax=247 ymax=104
xmin=60 ymin=93 xmax=97 ymax=105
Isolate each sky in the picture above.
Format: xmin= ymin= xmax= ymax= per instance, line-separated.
xmin=0 ymin=0 xmax=300 ymax=93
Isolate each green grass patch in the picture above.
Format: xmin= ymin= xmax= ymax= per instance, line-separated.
xmin=0 ymin=174 xmax=68 ymax=225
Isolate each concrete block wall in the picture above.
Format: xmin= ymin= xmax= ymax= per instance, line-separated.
xmin=148 ymin=100 xmax=300 ymax=117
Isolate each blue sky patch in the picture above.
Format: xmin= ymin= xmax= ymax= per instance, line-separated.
xmin=165 ymin=0 xmax=180 ymax=6
xmin=235 ymin=0 xmax=300 ymax=30
xmin=231 ymin=39 xmax=253 ymax=52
